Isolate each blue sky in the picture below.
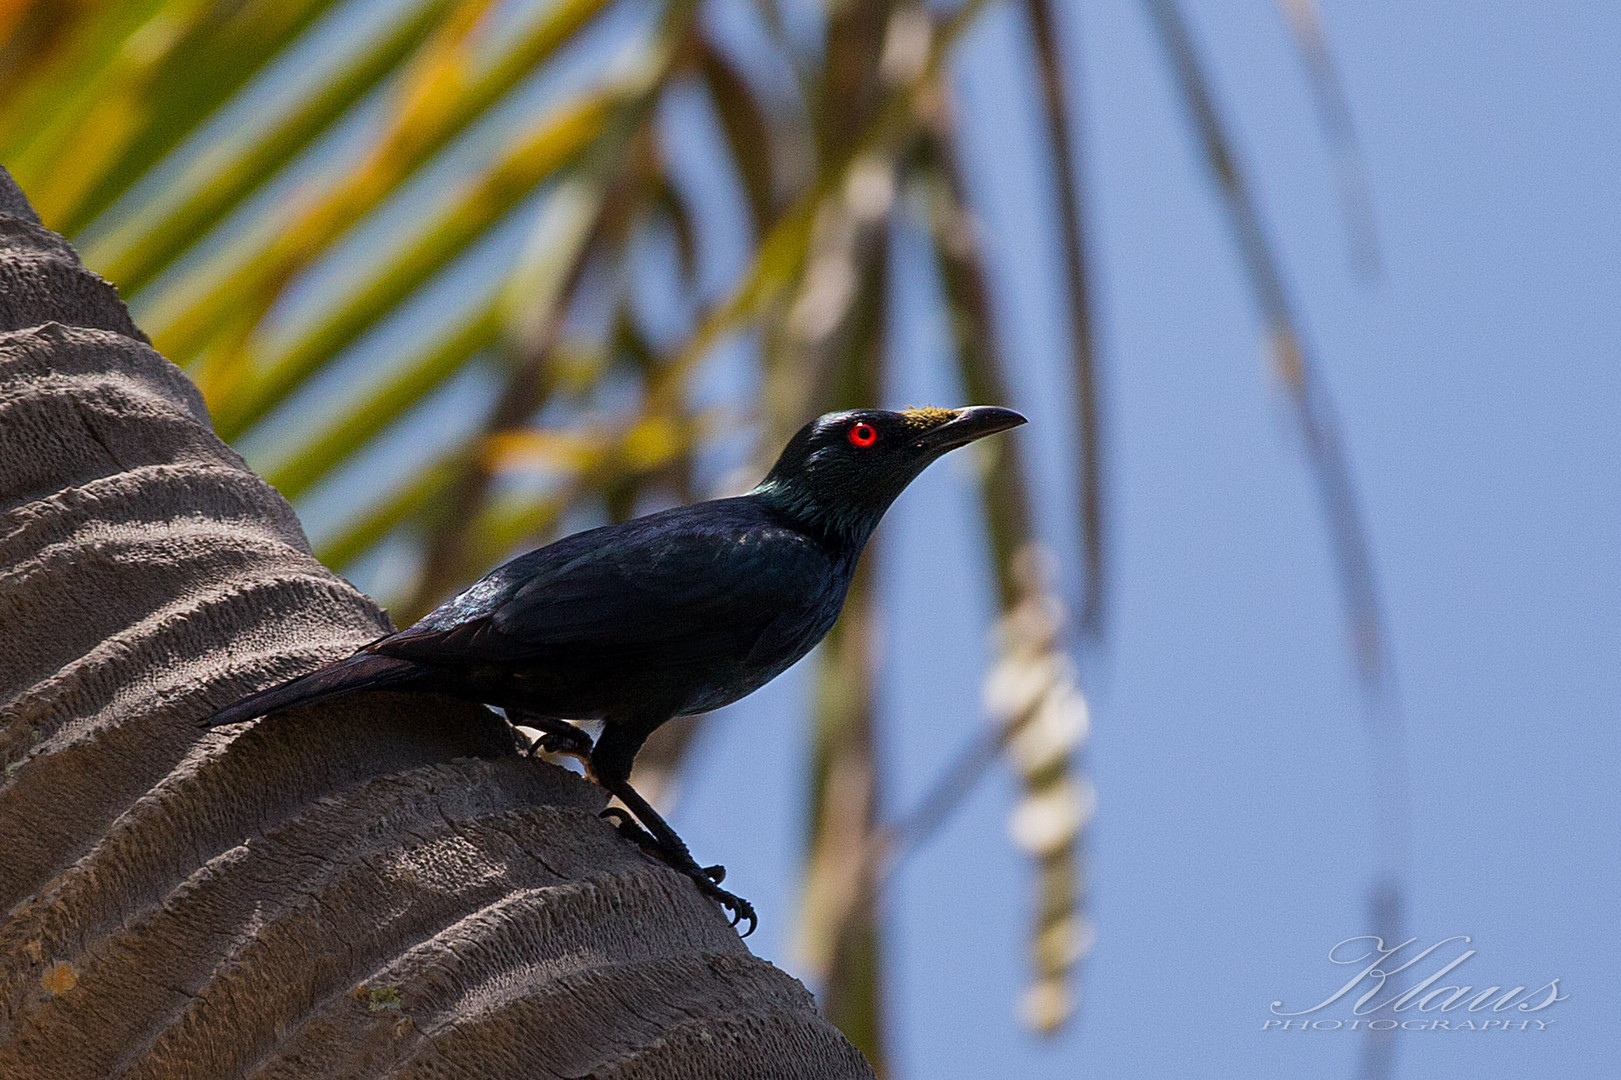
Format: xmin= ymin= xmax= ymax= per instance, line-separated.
xmin=673 ymin=1 xmax=1620 ymax=1077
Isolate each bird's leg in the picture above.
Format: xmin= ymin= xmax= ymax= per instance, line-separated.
xmin=504 ymin=708 xmax=594 ymax=763
xmin=597 ymin=774 xmax=756 ymax=936
xmin=605 ymin=814 xmax=725 ymax=883
xmin=599 ymin=806 xmax=725 ymax=883
xmin=586 ymin=721 xmax=754 ymax=933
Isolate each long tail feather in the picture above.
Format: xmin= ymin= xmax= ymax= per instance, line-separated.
xmin=205 ymin=652 xmax=422 ymax=727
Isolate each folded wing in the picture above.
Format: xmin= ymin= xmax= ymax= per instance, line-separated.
xmin=371 ymin=502 xmax=836 ymax=670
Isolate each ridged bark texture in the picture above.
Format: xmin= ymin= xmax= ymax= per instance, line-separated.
xmin=0 ymin=168 xmax=871 ymax=1080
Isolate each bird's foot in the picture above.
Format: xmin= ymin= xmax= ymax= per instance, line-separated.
xmin=600 ymin=806 xmax=660 ymax=850
xmin=598 ymin=810 xmax=721 ymax=879
xmin=521 ymin=722 xmax=594 ymax=761
xmin=539 ymin=728 xmax=594 ymax=759
xmin=598 ymin=809 xmax=753 ymax=934
xmin=694 ymin=876 xmax=756 ymax=937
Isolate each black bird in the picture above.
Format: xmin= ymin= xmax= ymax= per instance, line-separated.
xmin=208 ymin=405 xmax=1025 ymax=932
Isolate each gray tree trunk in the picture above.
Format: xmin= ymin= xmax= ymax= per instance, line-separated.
xmin=0 ymin=168 xmax=871 ymax=1080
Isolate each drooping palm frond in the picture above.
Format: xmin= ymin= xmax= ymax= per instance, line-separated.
xmin=1140 ymin=3 xmax=1406 ymax=1076
xmin=1024 ymin=0 xmax=1106 ymax=642
xmin=1273 ymin=0 xmax=1381 ymax=278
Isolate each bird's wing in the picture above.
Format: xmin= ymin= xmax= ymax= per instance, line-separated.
xmin=373 ymin=506 xmax=837 ymax=666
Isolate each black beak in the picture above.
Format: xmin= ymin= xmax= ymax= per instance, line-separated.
xmin=915 ymin=405 xmax=1027 ymax=454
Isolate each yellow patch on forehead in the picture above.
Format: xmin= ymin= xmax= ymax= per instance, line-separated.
xmin=899 ymin=406 xmax=960 ymax=430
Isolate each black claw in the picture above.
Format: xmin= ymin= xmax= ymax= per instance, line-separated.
xmin=693 ymin=877 xmax=755 ymax=936
xmin=702 ymin=863 xmax=726 ymax=884
xmin=508 ymin=711 xmax=594 ymax=761
xmin=539 ymin=729 xmax=592 ymax=758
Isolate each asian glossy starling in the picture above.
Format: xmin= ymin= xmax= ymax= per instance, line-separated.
xmin=208 ymin=405 xmax=1026 ymax=932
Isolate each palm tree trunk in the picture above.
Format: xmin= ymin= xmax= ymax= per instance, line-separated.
xmin=0 ymin=167 xmax=870 ymax=1080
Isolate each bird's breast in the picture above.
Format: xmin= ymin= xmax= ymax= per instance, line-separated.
xmin=675 ymin=578 xmax=848 ymax=715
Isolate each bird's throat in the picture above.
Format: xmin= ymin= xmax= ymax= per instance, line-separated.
xmin=750 ymin=477 xmax=884 ymax=553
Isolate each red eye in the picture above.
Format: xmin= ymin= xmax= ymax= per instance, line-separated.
xmin=848 ymin=422 xmax=878 ymax=448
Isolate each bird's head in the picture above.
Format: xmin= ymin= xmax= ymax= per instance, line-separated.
xmin=752 ymin=405 xmax=1027 ymax=545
